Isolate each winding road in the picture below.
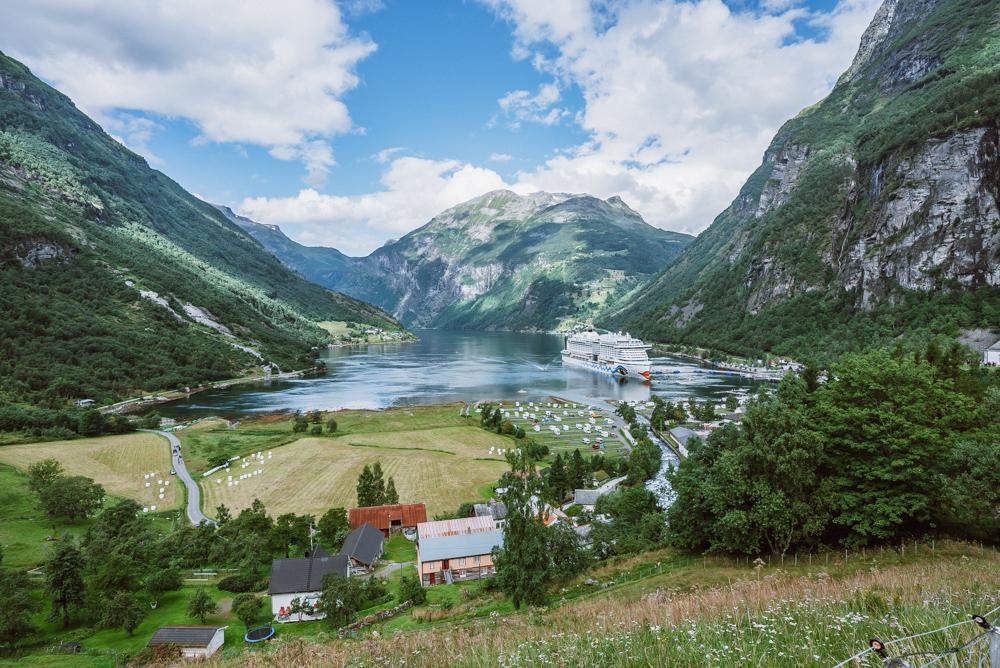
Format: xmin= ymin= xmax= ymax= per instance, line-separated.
xmin=141 ymin=429 xmax=215 ymax=526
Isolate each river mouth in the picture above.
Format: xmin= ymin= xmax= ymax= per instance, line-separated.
xmin=157 ymin=330 xmax=764 ymax=420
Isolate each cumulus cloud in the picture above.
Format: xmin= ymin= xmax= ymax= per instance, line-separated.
xmin=493 ymin=82 xmax=568 ymax=129
xmin=238 ymin=156 xmax=507 ymax=255
xmin=489 ymin=152 xmax=514 ymax=162
xmin=484 ymin=0 xmax=881 ymax=234
xmin=0 ymin=0 xmax=375 ymax=186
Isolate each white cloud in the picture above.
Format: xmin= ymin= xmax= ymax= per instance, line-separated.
xmin=489 ymin=152 xmax=514 ymax=162
xmin=238 ymin=156 xmax=507 ymax=255
xmin=484 ymin=0 xmax=881 ymax=235
xmin=0 ymin=0 xmax=375 ymax=186
xmin=494 ymin=82 xmax=568 ymax=129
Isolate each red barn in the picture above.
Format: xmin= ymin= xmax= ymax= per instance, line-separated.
xmin=348 ymin=503 xmax=427 ymax=536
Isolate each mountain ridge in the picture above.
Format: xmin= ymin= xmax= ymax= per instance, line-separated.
xmin=228 ymin=189 xmax=693 ymax=331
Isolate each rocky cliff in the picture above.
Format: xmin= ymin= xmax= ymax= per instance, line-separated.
xmin=616 ymin=0 xmax=1000 ymax=358
xmin=236 ymin=190 xmax=692 ymax=331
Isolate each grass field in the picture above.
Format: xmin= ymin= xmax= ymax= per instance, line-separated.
xmin=487 ymin=399 xmax=628 ymax=460
xmin=200 ymin=424 xmax=509 ymax=519
xmin=0 ymin=433 xmax=180 ymax=512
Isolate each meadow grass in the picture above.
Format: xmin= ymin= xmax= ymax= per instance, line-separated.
xmin=0 ymin=433 xmax=180 ymax=511
xmin=178 ymin=541 xmax=999 ymax=668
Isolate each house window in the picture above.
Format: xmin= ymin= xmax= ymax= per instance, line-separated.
xmin=458 ymin=558 xmax=466 ymax=567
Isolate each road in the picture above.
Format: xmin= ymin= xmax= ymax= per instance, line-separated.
xmin=140 ymin=429 xmax=215 ymax=526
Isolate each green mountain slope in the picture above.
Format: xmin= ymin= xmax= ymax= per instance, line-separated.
xmin=614 ymin=0 xmax=1000 ymax=359
xmin=235 ymin=190 xmax=692 ymax=331
xmin=0 ymin=52 xmax=403 ymax=406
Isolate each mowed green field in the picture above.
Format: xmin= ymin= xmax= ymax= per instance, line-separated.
xmin=0 ymin=433 xmax=181 ymax=511
xmin=488 ymin=399 xmax=628 ymax=458
xmin=200 ymin=418 xmax=511 ymax=519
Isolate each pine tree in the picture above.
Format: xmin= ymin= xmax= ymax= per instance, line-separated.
xmin=371 ymin=462 xmax=387 ymax=505
xmin=44 ymin=536 xmax=86 ymax=628
xmin=385 ymin=477 xmax=399 ymax=505
xmin=570 ymin=448 xmax=587 ymax=490
xmin=547 ymin=453 xmax=568 ymax=503
xmin=356 ymin=465 xmax=374 ymax=507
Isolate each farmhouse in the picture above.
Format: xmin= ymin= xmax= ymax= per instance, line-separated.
xmin=349 ymin=503 xmax=427 ymax=536
xmin=340 ymin=522 xmax=384 ymax=573
xmin=147 ymin=626 xmax=224 ymax=659
xmin=984 ymin=340 xmax=1000 ymax=366
xmin=269 ymin=551 xmax=350 ymax=622
xmin=417 ymin=528 xmax=503 ymax=586
xmin=417 ymin=515 xmax=495 ymax=539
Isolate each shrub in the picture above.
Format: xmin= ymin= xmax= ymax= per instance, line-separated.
xmin=217 ymin=573 xmax=262 ymax=593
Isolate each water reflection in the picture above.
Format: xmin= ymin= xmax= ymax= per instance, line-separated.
xmin=158 ymin=330 xmax=762 ymax=418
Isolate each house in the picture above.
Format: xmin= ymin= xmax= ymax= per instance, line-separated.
xmin=269 ymin=551 xmax=350 ymax=622
xmin=669 ymin=426 xmax=699 ymax=456
xmin=147 ymin=626 xmax=224 ymax=658
xmin=417 ymin=515 xmax=496 ymax=539
xmin=573 ymin=489 xmax=601 ymax=509
xmin=984 ymin=340 xmax=1000 ymax=366
xmin=473 ymin=500 xmax=508 ymax=529
xmin=348 ymin=503 xmax=427 ymax=537
xmin=340 ymin=522 xmax=384 ymax=572
xmin=417 ymin=529 xmax=503 ymax=586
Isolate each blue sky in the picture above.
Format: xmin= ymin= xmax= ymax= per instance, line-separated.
xmin=0 ymin=0 xmax=880 ymax=254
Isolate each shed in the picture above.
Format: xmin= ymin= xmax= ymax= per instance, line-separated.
xmin=147 ymin=626 xmax=224 ymax=658
xmin=340 ymin=523 xmax=384 ymax=571
xmin=984 ymin=340 xmax=1000 ymax=366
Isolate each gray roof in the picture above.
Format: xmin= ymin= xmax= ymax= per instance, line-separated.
xmin=269 ymin=554 xmax=349 ymax=595
xmin=670 ymin=426 xmax=698 ymax=445
xmin=340 ymin=522 xmax=384 ymax=566
xmin=474 ymin=501 xmax=507 ymax=520
xmin=419 ymin=529 xmax=503 ymax=562
xmin=573 ymin=489 xmax=601 ymax=506
xmin=148 ymin=626 xmax=221 ymax=648
xmin=989 ymin=340 xmax=1000 ymax=350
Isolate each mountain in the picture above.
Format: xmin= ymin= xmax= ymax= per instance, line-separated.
xmin=614 ymin=0 xmax=1000 ymax=359
xmin=0 ymin=52 xmax=404 ymax=406
xmin=230 ymin=190 xmax=692 ymax=331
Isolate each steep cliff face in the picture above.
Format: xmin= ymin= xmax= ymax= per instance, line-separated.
xmin=239 ymin=190 xmax=692 ymax=331
xmin=616 ymin=0 xmax=1000 ymax=358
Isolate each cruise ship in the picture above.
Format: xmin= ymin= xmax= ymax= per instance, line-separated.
xmin=561 ymin=330 xmax=652 ymax=379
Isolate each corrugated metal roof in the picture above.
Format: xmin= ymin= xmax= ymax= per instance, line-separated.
xmin=574 ymin=489 xmax=601 ymax=506
xmin=417 ymin=515 xmax=496 ymax=539
xmin=148 ymin=626 xmax=221 ymax=647
xmin=340 ymin=523 xmax=383 ymax=566
xmin=418 ymin=529 xmax=503 ymax=562
xmin=670 ymin=426 xmax=698 ymax=445
xmin=348 ymin=503 xmax=427 ymax=531
xmin=268 ymin=554 xmax=349 ymax=595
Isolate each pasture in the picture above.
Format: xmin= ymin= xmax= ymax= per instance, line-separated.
xmin=0 ymin=432 xmax=180 ymax=511
xmin=487 ymin=398 xmax=628 ymax=459
xmin=200 ymin=425 xmax=510 ymax=518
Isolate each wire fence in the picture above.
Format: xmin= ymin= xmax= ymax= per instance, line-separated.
xmin=833 ymin=603 xmax=1000 ymax=667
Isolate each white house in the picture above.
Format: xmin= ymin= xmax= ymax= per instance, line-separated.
xmin=147 ymin=626 xmax=224 ymax=658
xmin=984 ymin=341 xmax=1000 ymax=366
xmin=268 ymin=549 xmax=350 ymax=622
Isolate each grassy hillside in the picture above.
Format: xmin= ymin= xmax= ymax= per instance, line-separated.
xmin=614 ymin=0 xmax=1000 ymax=360
xmin=0 ymin=52 xmax=403 ymax=406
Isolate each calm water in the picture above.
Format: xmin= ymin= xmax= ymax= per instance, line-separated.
xmin=158 ymin=329 xmax=763 ymax=418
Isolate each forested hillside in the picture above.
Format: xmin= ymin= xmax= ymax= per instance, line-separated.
xmin=615 ymin=0 xmax=1000 ymax=359
xmin=0 ymin=52 xmax=402 ymax=407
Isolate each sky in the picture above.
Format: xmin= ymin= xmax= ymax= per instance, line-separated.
xmin=0 ymin=0 xmax=881 ymax=256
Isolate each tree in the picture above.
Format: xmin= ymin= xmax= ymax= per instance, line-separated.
xmin=44 ymin=536 xmax=86 ymax=627
xmin=27 ymin=458 xmax=63 ymax=497
xmin=546 ymin=523 xmax=589 ymax=583
xmin=371 ymin=462 xmax=387 ymax=503
xmin=385 ymin=477 xmax=399 ymax=505
xmin=140 ymin=411 xmax=161 ymax=429
xmin=546 ymin=453 xmax=569 ymax=503
xmin=326 ymin=417 xmax=338 ymax=433
xmin=187 ymin=588 xmax=218 ymax=623
xmin=292 ymin=412 xmax=309 ymax=433
xmin=308 ymin=410 xmax=322 ymax=424
xmin=215 ymin=503 xmax=232 ymax=525
xmin=232 ymin=593 xmax=262 ymax=630
xmin=615 ymin=402 xmax=637 ymax=424
xmin=592 ymin=486 xmax=665 ymax=557
xmin=356 ymin=464 xmax=375 ymax=507
xmin=42 ymin=475 xmax=106 ymax=521
xmin=310 ymin=424 xmax=322 ymax=436
xmin=569 ymin=448 xmax=588 ymax=490
xmin=398 ymin=575 xmax=426 ymax=605
xmin=317 ymin=507 xmax=349 ymax=548
xmin=724 ymin=395 xmax=739 ymax=412
xmin=145 ymin=568 xmax=182 ymax=606
xmin=0 ymin=569 xmax=39 ymax=648
xmin=316 ymin=573 xmax=364 ymax=627
xmin=101 ymin=591 xmax=145 ymax=636
xmin=272 ymin=513 xmax=312 ymax=558
xmin=288 ymin=596 xmax=311 ymax=623
xmin=493 ymin=449 xmax=551 ymax=609
xmin=78 ymin=409 xmax=105 ymax=436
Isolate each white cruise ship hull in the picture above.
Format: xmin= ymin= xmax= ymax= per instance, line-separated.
xmin=561 ymin=351 xmax=651 ymax=379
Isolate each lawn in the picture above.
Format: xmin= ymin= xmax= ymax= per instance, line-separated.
xmin=200 ymin=425 xmax=509 ymax=519
xmin=0 ymin=433 xmax=180 ymax=513
xmin=383 ymin=533 xmax=417 ymax=563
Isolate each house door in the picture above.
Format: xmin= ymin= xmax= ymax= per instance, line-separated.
xmin=442 ymin=559 xmax=449 ymax=570
xmin=429 ymin=572 xmax=435 ymax=585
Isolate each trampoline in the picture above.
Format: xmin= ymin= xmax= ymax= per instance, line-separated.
xmin=244 ymin=625 xmax=275 ymax=643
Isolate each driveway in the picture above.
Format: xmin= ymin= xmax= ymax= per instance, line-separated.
xmin=140 ymin=429 xmax=215 ymax=526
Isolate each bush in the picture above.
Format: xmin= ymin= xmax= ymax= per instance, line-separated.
xmin=310 ymin=424 xmax=322 ymax=436
xmin=398 ymin=575 xmax=426 ymax=605
xmin=217 ymin=573 xmax=262 ymax=593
